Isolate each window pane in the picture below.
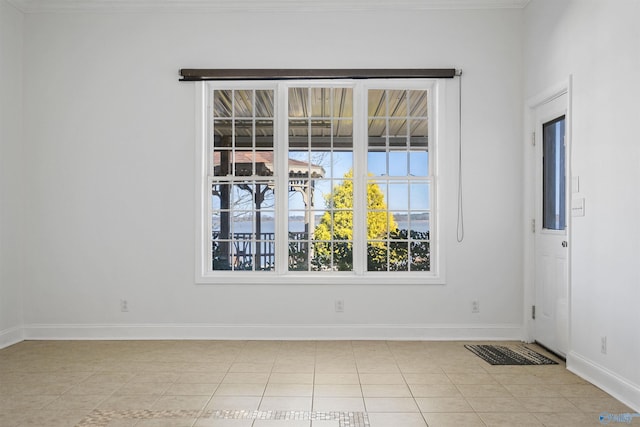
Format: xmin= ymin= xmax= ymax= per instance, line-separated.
xmin=233 ymin=154 xmax=252 ymax=177
xmin=330 ymin=151 xmax=353 ymax=180
xmin=312 ymin=179 xmax=331 ymax=203
xmin=311 ymin=88 xmax=331 ymax=117
xmin=409 ymin=119 xmax=428 ymax=148
xmin=289 ymin=240 xmax=309 ymax=271
xmin=388 ymin=152 xmax=408 ymax=176
xmin=212 ymin=183 xmax=231 ymax=210
xmin=409 ymin=151 xmax=428 ymax=176
xmin=388 ymin=119 xmax=407 ymax=138
xmin=256 ymin=151 xmax=276 ymax=177
xmin=213 ymin=90 xmax=232 ymax=117
xmin=410 ymin=240 xmax=430 ymax=271
xmin=368 ymin=90 xmax=386 ymax=117
xmin=333 ymin=88 xmax=353 ymax=118
xmin=231 ymin=184 xmax=253 ymax=209
xmin=543 ymin=116 xmax=566 ymax=230
xmin=233 ymin=120 xmax=253 ymax=148
xmin=367 ymin=242 xmax=388 ymax=271
xmin=334 ymin=119 xmax=353 ymax=148
xmin=234 ymin=90 xmax=253 ymax=117
xmin=368 ymin=119 xmax=386 ymax=141
xmin=388 ymin=183 xmax=409 ymax=211
xmin=213 ymin=119 xmax=233 ymax=140
xmin=289 ymin=87 xmax=308 ymax=117
xmin=366 ymin=180 xmax=393 ymax=239
xmin=310 ymin=119 xmax=332 ymax=149
xmin=368 ymin=151 xmax=386 ymax=176
xmin=387 ymin=90 xmax=407 ymax=116
xmin=259 ymin=210 xmax=275 ymax=233
xmin=406 ymin=212 xmax=430 ymax=236
xmin=333 ymin=241 xmax=353 ymax=271
xmin=391 ymin=211 xmax=408 ymax=233
xmin=409 ymin=183 xmax=430 ymax=210
xmin=255 ymin=90 xmax=274 ymax=117
xmin=256 ymin=239 xmax=275 ymax=271
xmin=211 ymin=212 xmax=221 ymax=233
xmin=389 ymin=241 xmax=409 ymax=271
xmin=367 ymin=180 xmax=388 ymax=209
xmin=256 ymin=120 xmax=274 ymax=149
xmin=213 ymin=240 xmax=232 ymax=270
xmin=409 ymin=90 xmax=428 ymax=117
xmin=232 ymin=240 xmax=253 ymax=270
xmin=288 ymin=210 xmax=306 ymax=233
xmin=289 ymin=119 xmax=309 ymax=146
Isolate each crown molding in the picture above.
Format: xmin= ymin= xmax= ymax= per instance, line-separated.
xmin=7 ymin=0 xmax=531 ymax=14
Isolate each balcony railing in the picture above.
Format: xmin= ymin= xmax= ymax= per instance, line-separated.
xmin=213 ymin=232 xmax=308 ymax=271
xmin=213 ymin=230 xmax=431 ymax=272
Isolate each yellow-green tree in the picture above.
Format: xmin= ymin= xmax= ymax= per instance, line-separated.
xmin=313 ymin=170 xmax=397 ymax=270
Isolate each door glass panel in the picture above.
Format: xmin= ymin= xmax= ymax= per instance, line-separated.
xmin=542 ymin=116 xmax=566 ymax=230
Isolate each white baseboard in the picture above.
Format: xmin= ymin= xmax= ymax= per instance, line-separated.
xmin=0 ymin=325 xmax=24 ymax=349
xmin=22 ymin=323 xmax=523 ymax=341
xmin=567 ymin=351 xmax=640 ymax=412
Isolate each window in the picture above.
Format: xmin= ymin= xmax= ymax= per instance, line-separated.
xmin=209 ymin=89 xmax=276 ymax=271
xmin=196 ymin=80 xmax=446 ymax=284
xmin=542 ymin=116 xmax=566 ymax=231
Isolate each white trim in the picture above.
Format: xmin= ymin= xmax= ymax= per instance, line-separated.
xmin=526 ymin=80 xmax=569 ymax=110
xmin=0 ymin=325 xmax=24 ymax=349
xmin=275 ymin=83 xmax=288 ymax=276
xmin=195 ymin=79 xmax=449 ymax=285
xmin=194 ymin=82 xmax=208 ymax=282
xmin=567 ymin=351 xmax=640 ymax=412
xmin=8 ymin=0 xmax=531 ymax=14
xmin=22 ymin=323 xmax=523 ymax=341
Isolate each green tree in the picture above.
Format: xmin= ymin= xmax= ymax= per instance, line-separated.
xmin=313 ymin=170 xmax=398 ymax=270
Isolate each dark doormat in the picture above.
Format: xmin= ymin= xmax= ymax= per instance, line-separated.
xmin=465 ymin=344 xmax=559 ymax=365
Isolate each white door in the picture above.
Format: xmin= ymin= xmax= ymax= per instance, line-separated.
xmin=534 ymin=93 xmax=569 ymax=357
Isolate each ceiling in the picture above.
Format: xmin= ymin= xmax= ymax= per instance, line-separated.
xmin=8 ymin=0 xmax=530 ymax=13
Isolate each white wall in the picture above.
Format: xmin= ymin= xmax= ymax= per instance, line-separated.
xmin=0 ymin=0 xmax=24 ymax=347
xmin=20 ymin=7 xmax=524 ymax=339
xmin=525 ymin=0 xmax=640 ymax=410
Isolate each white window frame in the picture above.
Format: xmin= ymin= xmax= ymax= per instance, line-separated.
xmin=195 ymin=79 xmax=448 ymax=285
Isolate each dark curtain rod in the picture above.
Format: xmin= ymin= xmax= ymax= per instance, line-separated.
xmin=179 ymin=68 xmax=459 ymax=81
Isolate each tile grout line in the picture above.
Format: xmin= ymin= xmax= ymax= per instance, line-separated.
xmin=389 ymin=341 xmax=432 ymax=427
xmin=310 ymin=340 xmax=317 ymax=424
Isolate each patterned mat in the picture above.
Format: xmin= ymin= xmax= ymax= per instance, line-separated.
xmin=77 ymin=409 xmax=370 ymax=427
xmin=465 ymin=344 xmax=559 ymax=365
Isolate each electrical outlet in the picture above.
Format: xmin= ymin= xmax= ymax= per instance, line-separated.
xmin=335 ymin=299 xmax=344 ymax=313
xmin=471 ymin=300 xmax=480 ymax=313
xmin=601 ymin=336 xmax=607 ymax=354
xmin=120 ymin=299 xmax=129 ymax=312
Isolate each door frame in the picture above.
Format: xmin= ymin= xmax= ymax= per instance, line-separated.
xmin=523 ymin=77 xmax=573 ymax=346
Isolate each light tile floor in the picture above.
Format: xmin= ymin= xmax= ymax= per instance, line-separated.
xmin=0 ymin=340 xmax=635 ymax=427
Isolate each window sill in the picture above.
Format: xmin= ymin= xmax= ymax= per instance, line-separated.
xmin=196 ymin=272 xmax=445 ymax=286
